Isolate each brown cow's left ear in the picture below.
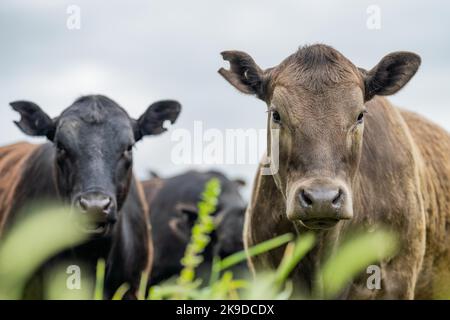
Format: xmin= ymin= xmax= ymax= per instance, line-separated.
xmin=134 ymin=100 xmax=181 ymax=141
xmin=219 ymin=50 xmax=267 ymax=100
xmin=363 ymin=51 xmax=421 ymax=101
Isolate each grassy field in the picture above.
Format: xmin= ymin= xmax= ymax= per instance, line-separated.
xmin=1 ymin=178 xmax=439 ymax=300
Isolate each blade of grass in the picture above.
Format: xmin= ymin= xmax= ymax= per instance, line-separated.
xmin=0 ymin=205 xmax=88 ymax=299
xmin=138 ymin=271 xmax=149 ymax=300
xmin=219 ymin=233 xmax=294 ymax=271
xmin=94 ymin=259 xmax=105 ymax=300
xmin=275 ymin=232 xmax=315 ymax=286
xmin=208 ymin=256 xmax=221 ymax=286
xmin=316 ymin=229 xmax=398 ymax=299
xmin=112 ymin=283 xmax=130 ymax=300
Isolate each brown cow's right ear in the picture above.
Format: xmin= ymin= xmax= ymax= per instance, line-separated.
xmin=10 ymin=101 xmax=56 ymax=140
xmin=362 ymin=51 xmax=421 ymax=101
xmin=219 ymin=51 xmax=266 ymax=100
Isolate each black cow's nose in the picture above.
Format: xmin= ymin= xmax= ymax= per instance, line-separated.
xmin=299 ymin=187 xmax=344 ymax=210
xmin=78 ymin=194 xmax=112 ymax=214
xmin=75 ymin=193 xmax=115 ymax=235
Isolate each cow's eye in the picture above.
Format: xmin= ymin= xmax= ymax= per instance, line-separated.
xmin=56 ymin=143 xmax=67 ymax=157
xmin=122 ymin=145 xmax=133 ymax=159
xmin=272 ymin=110 xmax=281 ymax=124
xmin=356 ymin=110 xmax=367 ymax=124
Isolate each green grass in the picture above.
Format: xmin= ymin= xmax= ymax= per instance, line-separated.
xmin=0 ymin=179 xmax=435 ymax=300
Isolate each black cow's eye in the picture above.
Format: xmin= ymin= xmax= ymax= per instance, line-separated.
xmin=272 ymin=110 xmax=281 ymax=124
xmin=356 ymin=111 xmax=367 ymax=124
xmin=56 ymin=143 xmax=67 ymax=157
xmin=122 ymin=145 xmax=133 ymax=159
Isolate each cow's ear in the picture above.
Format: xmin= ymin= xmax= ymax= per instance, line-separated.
xmin=363 ymin=52 xmax=421 ymax=101
xmin=219 ymin=50 xmax=267 ymax=100
xmin=133 ymin=100 xmax=181 ymax=141
xmin=168 ymin=203 xmax=198 ymax=241
xmin=175 ymin=203 xmax=198 ymax=224
xmin=10 ymin=101 xmax=56 ymax=140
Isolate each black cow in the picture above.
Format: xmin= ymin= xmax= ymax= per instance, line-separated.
xmin=142 ymin=170 xmax=247 ymax=285
xmin=0 ymin=95 xmax=181 ymax=298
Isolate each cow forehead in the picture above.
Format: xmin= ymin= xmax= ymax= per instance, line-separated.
xmin=56 ymin=114 xmax=134 ymax=148
xmin=269 ymin=45 xmax=363 ymax=91
xmin=272 ymin=85 xmax=364 ymax=120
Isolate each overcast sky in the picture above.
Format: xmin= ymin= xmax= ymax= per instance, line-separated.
xmin=1 ymin=0 xmax=449 ymax=197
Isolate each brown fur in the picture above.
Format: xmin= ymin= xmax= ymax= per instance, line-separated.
xmin=0 ymin=142 xmax=38 ymax=234
xmin=141 ymin=177 xmax=165 ymax=206
xmin=132 ymin=176 xmax=154 ymax=280
xmin=220 ymin=44 xmax=448 ymax=299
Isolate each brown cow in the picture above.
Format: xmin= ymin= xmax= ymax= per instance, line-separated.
xmin=219 ymin=44 xmax=449 ymax=299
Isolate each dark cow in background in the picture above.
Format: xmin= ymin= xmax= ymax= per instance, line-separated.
xmin=142 ymin=170 xmax=247 ymax=285
xmin=0 ymin=95 xmax=181 ymax=298
xmin=220 ymin=44 xmax=450 ymax=299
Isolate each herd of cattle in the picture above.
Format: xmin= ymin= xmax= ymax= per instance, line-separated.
xmin=0 ymin=44 xmax=449 ymax=299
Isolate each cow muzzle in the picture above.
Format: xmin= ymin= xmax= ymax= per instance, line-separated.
xmin=74 ymin=192 xmax=117 ymax=235
xmin=287 ymin=179 xmax=353 ymax=230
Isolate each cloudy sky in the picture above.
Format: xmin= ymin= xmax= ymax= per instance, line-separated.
xmin=1 ymin=0 xmax=449 ymax=197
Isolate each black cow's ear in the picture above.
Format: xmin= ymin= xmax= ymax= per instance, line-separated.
xmin=168 ymin=203 xmax=199 ymax=241
xmin=219 ymin=50 xmax=267 ymax=100
xmin=175 ymin=203 xmax=198 ymax=224
xmin=10 ymin=101 xmax=56 ymax=140
xmin=232 ymin=178 xmax=246 ymax=188
xmin=134 ymin=100 xmax=181 ymax=141
xmin=363 ymin=51 xmax=421 ymax=101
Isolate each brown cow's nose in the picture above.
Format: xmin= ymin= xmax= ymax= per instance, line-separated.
xmin=295 ymin=184 xmax=351 ymax=229
xmin=299 ymin=187 xmax=344 ymax=210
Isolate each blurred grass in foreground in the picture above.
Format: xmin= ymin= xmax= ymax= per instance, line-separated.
xmin=0 ymin=204 xmax=89 ymax=299
xmin=0 ymin=180 xmax=445 ymax=299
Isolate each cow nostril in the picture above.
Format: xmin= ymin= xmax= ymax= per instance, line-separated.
xmin=77 ymin=196 xmax=112 ymax=213
xmin=332 ymin=189 xmax=343 ymax=206
xmin=300 ymin=190 xmax=313 ymax=207
xmin=78 ymin=198 xmax=89 ymax=211
xmin=102 ymin=197 xmax=112 ymax=210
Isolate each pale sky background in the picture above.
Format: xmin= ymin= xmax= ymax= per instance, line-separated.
xmin=1 ymin=1 xmax=449 ymax=198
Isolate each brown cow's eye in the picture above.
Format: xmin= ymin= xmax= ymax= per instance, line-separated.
xmin=356 ymin=111 xmax=367 ymax=124
xmin=272 ymin=110 xmax=281 ymax=124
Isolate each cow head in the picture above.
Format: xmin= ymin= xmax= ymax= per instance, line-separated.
xmin=219 ymin=44 xmax=420 ymax=230
xmin=162 ymin=171 xmax=246 ymax=257
xmin=11 ymin=95 xmax=181 ymax=235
